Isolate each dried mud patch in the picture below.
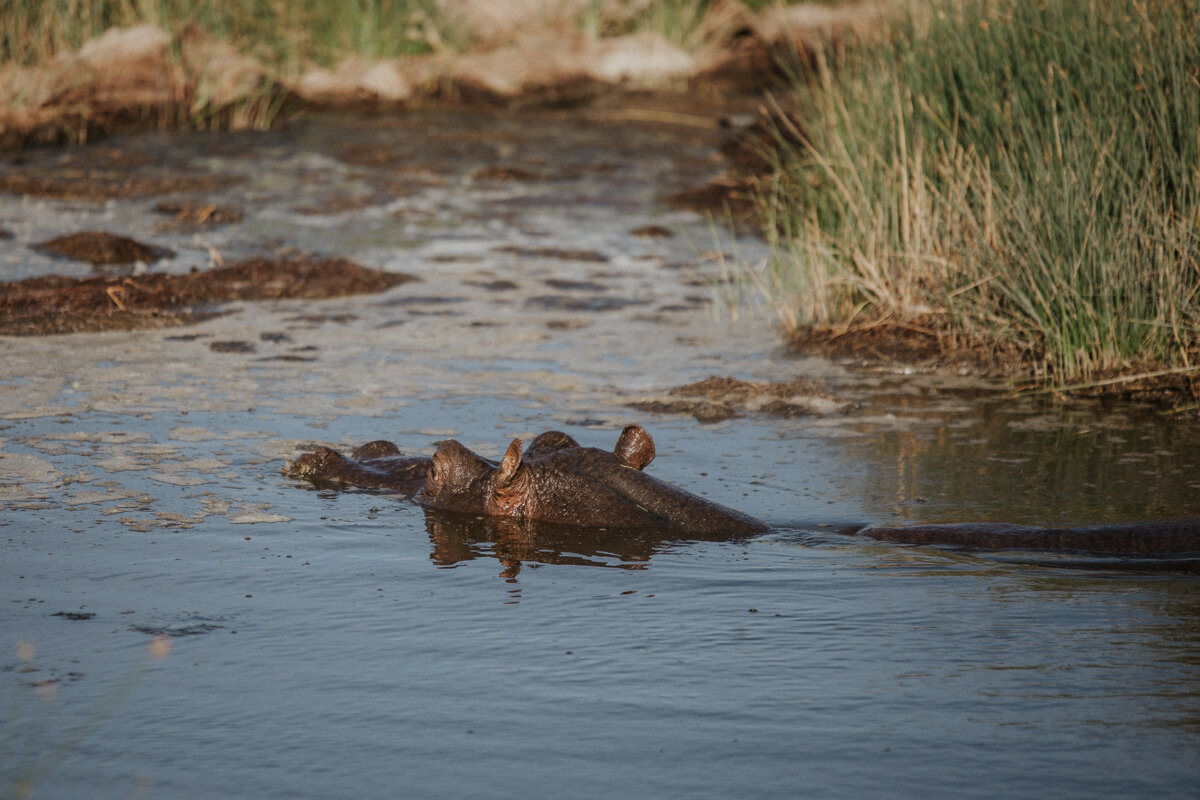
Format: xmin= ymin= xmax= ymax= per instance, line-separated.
xmin=0 ymin=257 xmax=417 ymax=335
xmin=629 ymin=375 xmax=852 ymax=423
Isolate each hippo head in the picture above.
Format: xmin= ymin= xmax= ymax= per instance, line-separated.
xmin=418 ymin=430 xmax=584 ymax=515
xmin=447 ymin=424 xmax=661 ymax=525
xmin=414 ymin=424 xmax=765 ymax=535
xmin=418 ymin=438 xmax=497 ymax=514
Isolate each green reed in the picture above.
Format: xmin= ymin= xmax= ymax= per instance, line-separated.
xmin=764 ymin=0 xmax=1200 ymax=383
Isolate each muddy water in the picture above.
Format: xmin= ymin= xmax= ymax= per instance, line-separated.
xmin=2 ymin=110 xmax=1199 ymax=799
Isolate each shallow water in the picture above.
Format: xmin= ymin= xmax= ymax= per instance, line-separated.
xmin=2 ymin=110 xmax=1199 ymax=799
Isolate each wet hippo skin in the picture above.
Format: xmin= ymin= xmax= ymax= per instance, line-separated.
xmin=858 ymin=520 xmax=1200 ymax=558
xmin=284 ymin=424 xmax=1200 ymax=555
xmin=282 ymin=439 xmax=430 ymax=494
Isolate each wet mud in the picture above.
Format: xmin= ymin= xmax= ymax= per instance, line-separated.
xmin=33 ymin=231 xmax=175 ymax=267
xmin=0 ymin=163 xmax=241 ymax=201
xmin=629 ymin=375 xmax=851 ymax=422
xmin=0 ymin=256 xmax=415 ymax=335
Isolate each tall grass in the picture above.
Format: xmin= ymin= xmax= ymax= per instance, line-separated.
xmin=0 ymin=0 xmax=443 ymax=74
xmin=765 ymin=0 xmax=1200 ymax=383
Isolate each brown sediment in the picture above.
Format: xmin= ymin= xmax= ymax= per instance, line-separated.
xmin=470 ymin=165 xmax=546 ymax=181
xmin=662 ymin=177 xmax=762 ymax=223
xmin=493 ymin=245 xmax=610 ymax=262
xmin=33 ymin=231 xmax=175 ymax=266
xmin=0 ymin=169 xmax=241 ymax=202
xmin=790 ymin=322 xmax=974 ymax=370
xmin=629 ymin=375 xmax=848 ymax=423
xmin=789 ymin=321 xmax=1200 ymax=407
xmin=630 ymin=225 xmax=674 ymax=238
xmin=153 ymin=200 xmax=244 ymax=225
xmin=0 ymin=256 xmax=417 ymax=336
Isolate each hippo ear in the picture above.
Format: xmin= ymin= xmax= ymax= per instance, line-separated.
xmin=615 ymin=424 xmax=655 ymax=470
xmin=494 ymin=438 xmax=525 ymax=487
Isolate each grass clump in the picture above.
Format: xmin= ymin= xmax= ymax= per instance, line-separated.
xmin=763 ymin=0 xmax=1200 ymax=385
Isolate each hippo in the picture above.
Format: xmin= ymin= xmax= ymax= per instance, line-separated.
xmin=282 ymin=438 xmax=431 ymax=494
xmin=283 ymin=424 xmax=769 ymax=536
xmin=857 ymin=520 xmax=1200 ymax=559
xmin=283 ymin=423 xmax=1200 ymax=561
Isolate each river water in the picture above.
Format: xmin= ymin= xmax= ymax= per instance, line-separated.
xmin=2 ymin=108 xmax=1198 ymax=799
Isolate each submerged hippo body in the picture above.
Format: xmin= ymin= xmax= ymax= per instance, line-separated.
xmin=284 ymin=424 xmax=768 ymax=536
xmin=283 ymin=424 xmax=1199 ymax=560
xmin=859 ymin=519 xmax=1200 ymax=559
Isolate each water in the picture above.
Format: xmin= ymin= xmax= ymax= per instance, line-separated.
xmin=2 ymin=109 xmax=1199 ymax=799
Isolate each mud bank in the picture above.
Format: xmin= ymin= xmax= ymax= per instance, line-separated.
xmin=0 ymin=1 xmax=881 ymax=148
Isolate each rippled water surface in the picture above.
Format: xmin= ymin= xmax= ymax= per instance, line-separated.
xmin=2 ymin=110 xmax=1199 ymax=799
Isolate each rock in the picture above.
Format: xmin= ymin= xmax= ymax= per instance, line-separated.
xmin=297 ymin=57 xmax=414 ymax=103
xmin=77 ymin=25 xmax=176 ymax=108
xmin=448 ymin=31 xmax=591 ymax=99
xmin=361 ymin=61 xmax=412 ymax=101
xmin=752 ymin=2 xmax=881 ymax=45
xmin=589 ymin=32 xmax=694 ymax=88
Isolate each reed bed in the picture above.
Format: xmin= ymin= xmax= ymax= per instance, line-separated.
xmin=763 ymin=0 xmax=1200 ymax=384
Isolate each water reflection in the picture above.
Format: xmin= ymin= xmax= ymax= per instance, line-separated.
xmin=422 ymin=508 xmax=749 ymax=581
xmin=844 ymin=386 xmax=1200 ymax=526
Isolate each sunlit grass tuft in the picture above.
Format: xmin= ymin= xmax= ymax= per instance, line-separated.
xmin=763 ymin=0 xmax=1200 ymax=384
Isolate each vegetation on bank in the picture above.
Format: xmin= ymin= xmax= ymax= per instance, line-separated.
xmin=1 ymin=0 xmax=447 ymax=72
xmin=763 ymin=0 xmax=1200 ymax=390
xmin=1 ymin=0 xmax=799 ymax=70
xmin=0 ymin=0 xmax=810 ymax=141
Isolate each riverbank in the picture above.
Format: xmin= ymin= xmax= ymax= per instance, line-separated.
xmin=0 ymin=0 xmax=870 ymax=148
